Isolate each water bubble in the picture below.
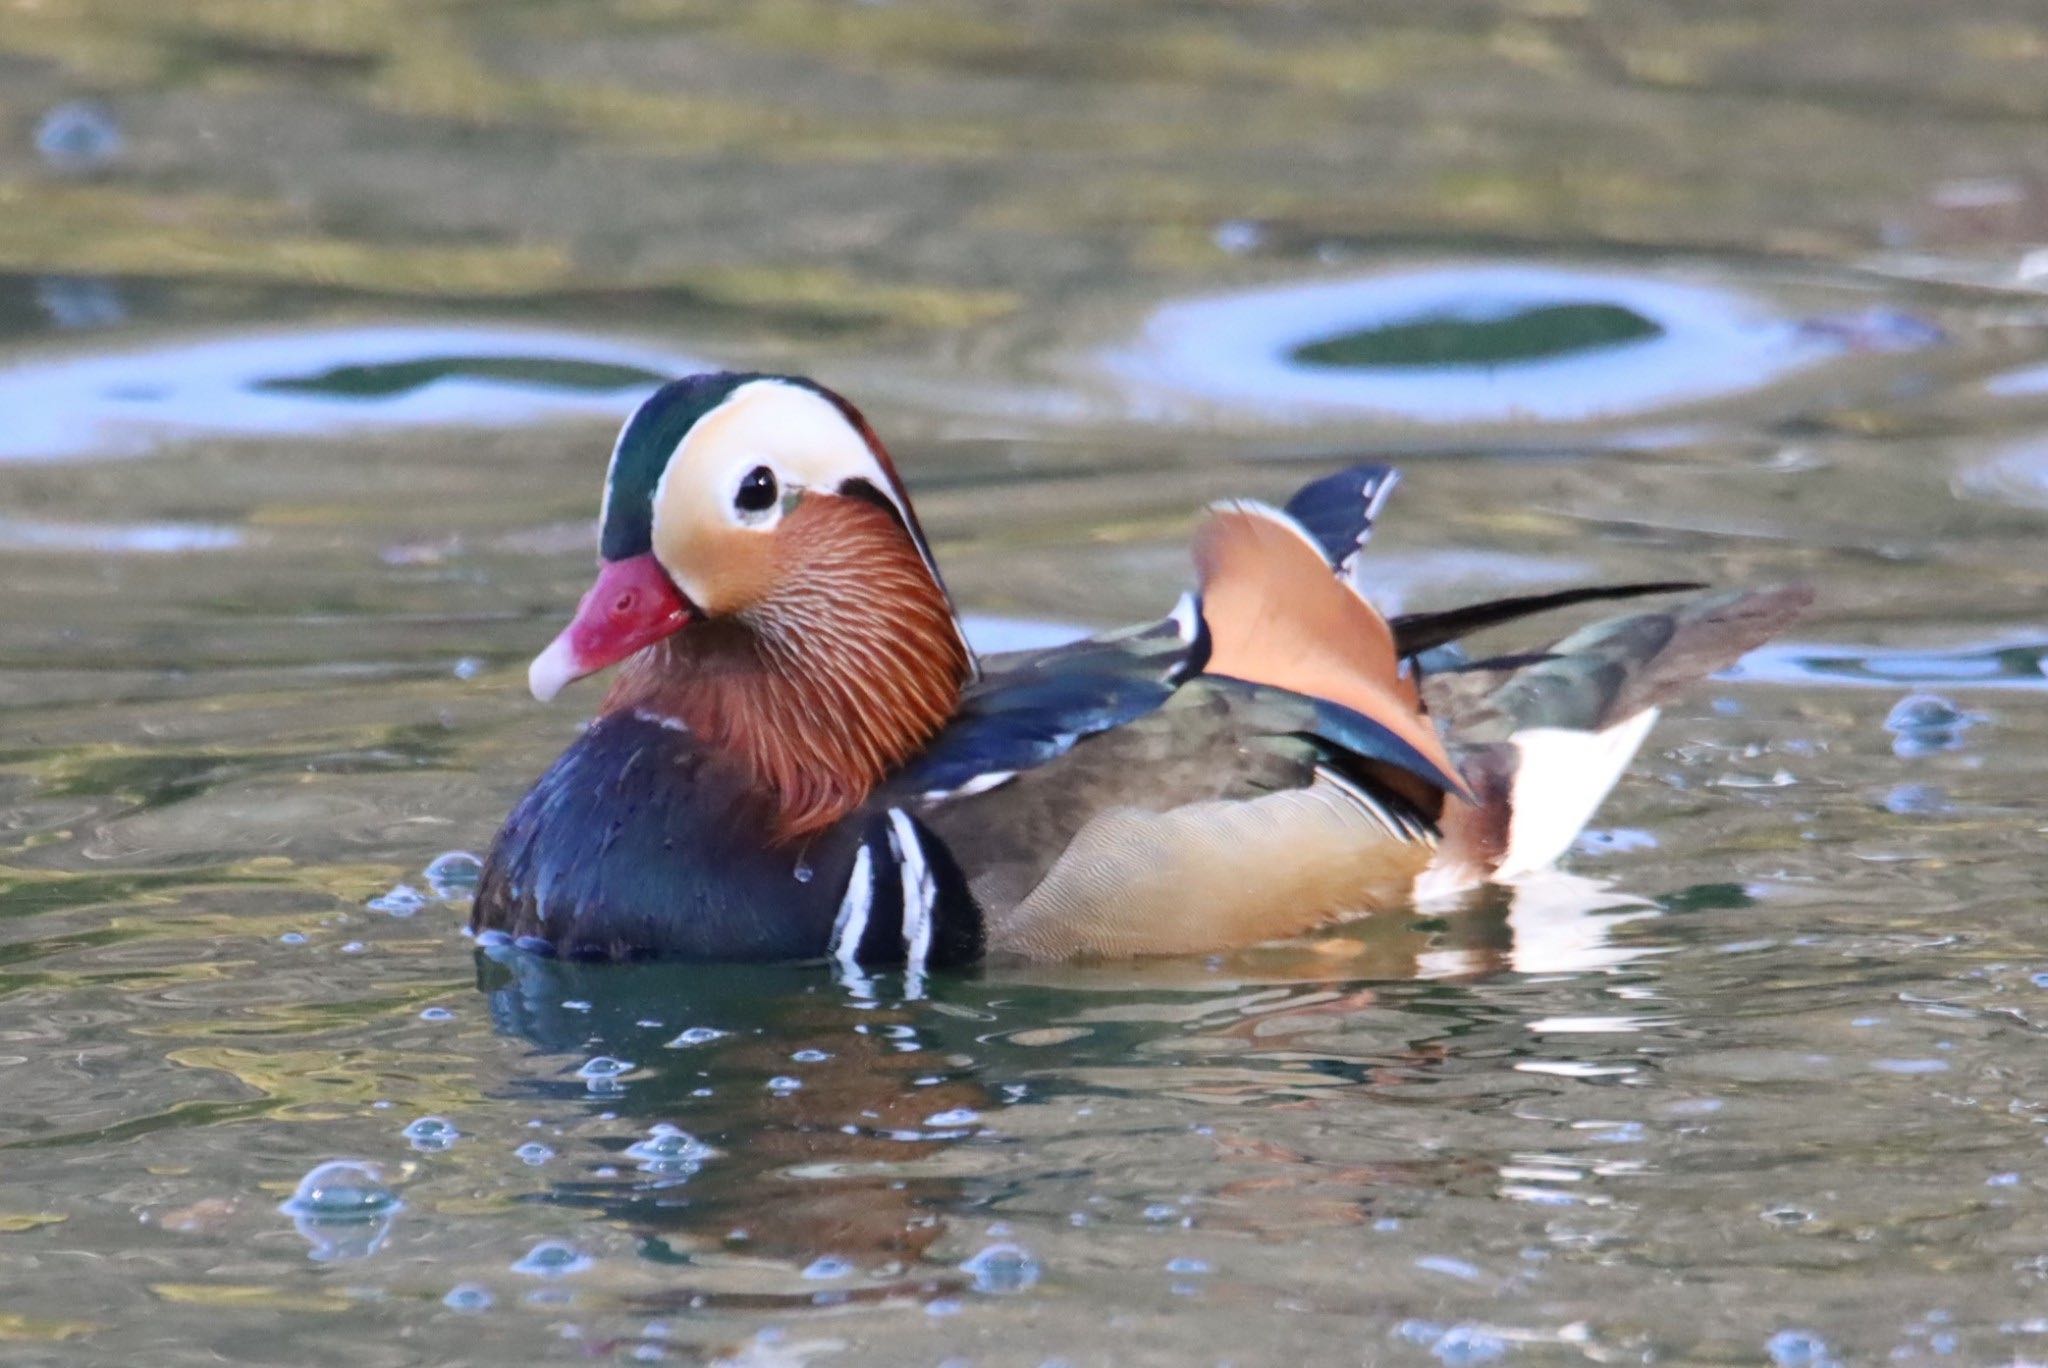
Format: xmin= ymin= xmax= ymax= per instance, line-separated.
xmin=1143 ymin=1204 xmax=1180 ymax=1222
xmin=340 ymin=941 xmax=368 ymax=955
xmin=403 ymin=1116 xmax=460 ymax=1152
xmin=767 ymin=1075 xmax=801 ymax=1092
xmin=368 ymin=884 xmax=428 ymax=917
xmin=791 ymin=1049 xmax=831 ymax=1063
xmin=1432 ymin=1325 xmax=1509 ymax=1366
xmin=512 ymin=1239 xmax=593 ymax=1278
xmin=424 ymin=851 xmax=483 ymax=899
xmin=665 ymin=1027 xmax=727 ymax=1049
xmin=1575 ymin=827 xmax=1659 ymax=856
xmin=623 ymin=1124 xmax=718 ymax=1174
xmin=1165 ymin=1256 xmax=1210 ymax=1275
xmin=282 ymin=1160 xmax=401 ymax=1221
xmin=35 ymin=100 xmax=123 ymax=174
xmin=961 ymin=1242 xmax=1040 ymax=1294
xmin=1884 ymin=693 xmax=1974 ymax=757
xmin=452 ymin=657 xmax=484 ymax=681
xmin=419 ymin=1007 xmax=455 ymax=1022
xmin=1415 ymin=1255 xmax=1483 ymax=1282
xmin=1766 ymin=1329 xmax=1832 ymax=1367
xmin=1213 ymin=219 xmax=1265 ymax=255
xmin=33 ymin=275 xmax=126 ymax=330
xmin=279 ymin=932 xmax=307 ymax=945
xmin=576 ymin=1056 xmax=635 ymax=1092
xmin=802 ymin=1256 xmax=854 ymax=1280
xmin=1989 ymin=1172 xmax=2021 ymax=1187
xmin=562 ymin=1000 xmax=592 ymax=1013
xmin=443 ymin=1283 xmax=493 ymax=1312
xmin=515 ymin=1143 xmax=555 ymax=1166
xmin=1884 ymin=783 xmax=1950 ymax=815
xmin=925 ymin=1108 xmax=980 ymax=1128
xmin=279 ymin=1160 xmax=401 ymax=1262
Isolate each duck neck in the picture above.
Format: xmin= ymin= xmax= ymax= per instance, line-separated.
xmin=603 ymin=501 xmax=971 ymax=843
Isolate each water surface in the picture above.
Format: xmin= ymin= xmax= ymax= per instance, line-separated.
xmin=3 ymin=4 xmax=2048 ymax=1365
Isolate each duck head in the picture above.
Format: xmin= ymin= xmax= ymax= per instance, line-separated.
xmin=528 ymin=372 xmax=977 ymax=839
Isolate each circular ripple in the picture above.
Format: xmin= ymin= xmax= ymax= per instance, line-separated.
xmin=1104 ymin=264 xmax=1841 ymax=424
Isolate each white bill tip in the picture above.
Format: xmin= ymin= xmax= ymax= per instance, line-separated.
xmin=527 ymin=633 xmax=581 ymax=703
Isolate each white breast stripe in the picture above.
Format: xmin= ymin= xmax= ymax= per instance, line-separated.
xmin=830 ymin=844 xmax=874 ymax=970
xmin=885 ymin=808 xmax=937 ymax=972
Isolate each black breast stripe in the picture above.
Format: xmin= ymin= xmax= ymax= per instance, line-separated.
xmin=834 ymin=809 xmax=984 ymax=971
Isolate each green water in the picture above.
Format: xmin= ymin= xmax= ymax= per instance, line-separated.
xmin=3 ymin=3 xmax=2048 ymax=1365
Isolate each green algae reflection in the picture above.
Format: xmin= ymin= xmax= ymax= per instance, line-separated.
xmin=1290 ymin=301 xmax=1663 ymax=370
xmin=254 ymin=355 xmax=665 ymax=401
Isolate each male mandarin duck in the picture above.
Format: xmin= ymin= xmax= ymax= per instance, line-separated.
xmin=474 ymin=372 xmax=1809 ymax=968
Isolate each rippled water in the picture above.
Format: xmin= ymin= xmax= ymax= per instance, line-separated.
xmin=5 ymin=4 xmax=2048 ymax=1365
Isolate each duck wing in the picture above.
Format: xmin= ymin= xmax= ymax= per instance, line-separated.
xmin=891 ymin=493 xmax=1470 ymax=960
xmin=913 ymin=675 xmax=1443 ymax=959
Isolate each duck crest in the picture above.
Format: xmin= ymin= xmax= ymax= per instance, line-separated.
xmin=603 ymin=494 xmax=971 ymax=842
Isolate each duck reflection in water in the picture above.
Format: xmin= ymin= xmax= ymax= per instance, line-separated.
xmin=470 ymin=866 xmax=1656 ymax=1306
xmin=476 ymin=949 xmax=993 ymax=1311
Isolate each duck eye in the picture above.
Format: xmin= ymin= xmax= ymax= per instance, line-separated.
xmin=733 ymin=465 xmax=779 ymax=515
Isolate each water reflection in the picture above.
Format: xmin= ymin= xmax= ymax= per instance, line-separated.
xmin=1956 ymin=436 xmax=2048 ymax=511
xmin=477 ymin=954 xmax=989 ymax=1304
xmin=461 ymin=873 xmax=1672 ymax=1313
xmin=0 ymin=324 xmax=699 ymax=462
xmin=1730 ymin=635 xmax=2048 ymax=691
xmin=1104 ymin=264 xmax=1847 ymax=424
xmin=0 ymin=516 xmax=244 ymax=554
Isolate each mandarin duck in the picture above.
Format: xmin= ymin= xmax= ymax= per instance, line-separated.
xmin=474 ymin=372 xmax=1809 ymax=968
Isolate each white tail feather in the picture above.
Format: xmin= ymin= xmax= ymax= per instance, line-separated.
xmin=1494 ymin=708 xmax=1660 ymax=880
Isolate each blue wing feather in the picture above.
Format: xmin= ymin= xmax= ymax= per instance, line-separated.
xmin=1281 ymin=463 xmax=1401 ymax=573
xmin=891 ymin=620 xmax=1189 ymax=795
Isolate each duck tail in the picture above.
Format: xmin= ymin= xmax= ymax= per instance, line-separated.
xmin=1416 ymin=585 xmax=1812 ymax=890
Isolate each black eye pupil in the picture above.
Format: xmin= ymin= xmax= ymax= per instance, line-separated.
xmin=735 ymin=466 xmax=778 ymax=513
